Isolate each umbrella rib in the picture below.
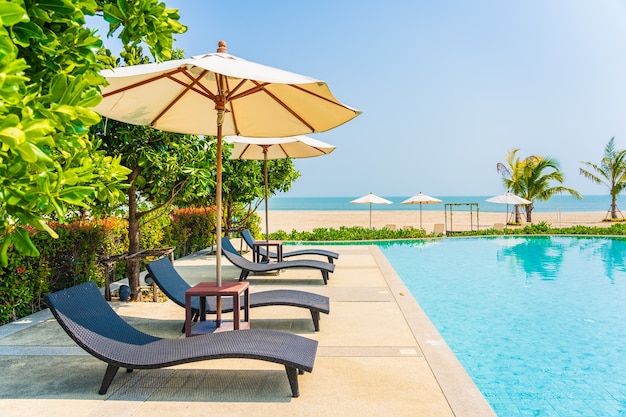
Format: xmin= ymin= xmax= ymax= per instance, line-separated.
xmin=101 ymin=70 xmax=185 ymax=98
xmin=230 ymin=81 xmax=316 ymax=132
xmin=290 ymin=84 xmax=358 ymax=112
xmin=151 ymin=70 xmax=212 ymax=127
xmin=177 ymin=70 xmax=217 ymax=101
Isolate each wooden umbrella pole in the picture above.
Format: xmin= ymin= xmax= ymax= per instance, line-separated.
xmin=263 ymin=146 xmax=269 ymax=241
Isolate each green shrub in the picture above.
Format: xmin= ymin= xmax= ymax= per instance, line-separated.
xmin=164 ymin=207 xmax=217 ymax=258
xmin=0 ymin=250 xmax=50 ymax=325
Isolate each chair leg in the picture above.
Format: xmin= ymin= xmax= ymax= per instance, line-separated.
xmin=99 ymin=364 xmax=120 ymax=394
xmin=285 ymin=366 xmax=300 ymax=397
xmin=181 ymin=309 xmax=200 ymax=333
xmin=239 ymin=271 xmax=249 ymax=281
xmin=310 ymin=310 xmax=320 ymax=332
xmin=321 ymin=271 xmax=328 ymax=285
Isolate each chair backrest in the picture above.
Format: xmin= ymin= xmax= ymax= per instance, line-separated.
xmin=145 ymin=257 xmax=191 ymax=308
xmin=45 ymin=282 xmax=159 ymax=348
xmin=221 ymin=236 xmax=260 ymax=270
xmin=241 ymin=229 xmax=255 ymax=249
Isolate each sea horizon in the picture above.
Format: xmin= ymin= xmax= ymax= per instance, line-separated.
xmin=268 ymin=194 xmax=625 ymax=213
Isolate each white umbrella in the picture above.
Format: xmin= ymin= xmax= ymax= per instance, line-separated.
xmin=350 ymin=193 xmax=393 ymax=228
xmin=94 ymin=40 xmax=360 ymax=286
xmin=401 ymin=192 xmax=442 ymax=229
xmin=486 ymin=192 xmax=531 ymax=224
xmin=225 ymin=135 xmax=335 ymax=241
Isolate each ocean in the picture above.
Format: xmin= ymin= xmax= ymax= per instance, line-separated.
xmin=268 ymin=195 xmax=624 ymax=213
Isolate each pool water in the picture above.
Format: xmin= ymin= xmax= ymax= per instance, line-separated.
xmin=380 ymin=236 xmax=626 ymax=417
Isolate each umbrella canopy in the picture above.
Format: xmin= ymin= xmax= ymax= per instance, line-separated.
xmin=486 ymin=192 xmax=531 ymax=224
xmin=401 ymin=192 xmax=442 ymax=229
xmin=350 ymin=193 xmax=392 ymax=228
xmin=225 ymin=135 xmax=335 ymax=240
xmin=95 ymin=41 xmax=360 ymax=286
xmin=486 ymin=192 xmax=531 ymax=205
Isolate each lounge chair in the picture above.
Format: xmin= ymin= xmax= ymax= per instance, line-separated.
xmin=145 ymin=257 xmax=330 ymax=331
xmin=222 ymin=236 xmax=335 ymax=285
xmin=45 ymin=282 xmax=317 ymax=397
xmin=241 ymin=229 xmax=339 ymax=264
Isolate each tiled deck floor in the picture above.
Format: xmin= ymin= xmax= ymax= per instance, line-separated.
xmin=0 ymin=244 xmax=496 ymax=417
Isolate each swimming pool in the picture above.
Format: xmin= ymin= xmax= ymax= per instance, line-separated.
xmin=380 ymin=236 xmax=626 ymax=417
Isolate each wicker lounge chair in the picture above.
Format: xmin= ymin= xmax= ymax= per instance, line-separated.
xmin=45 ymin=282 xmax=318 ymax=397
xmin=241 ymin=229 xmax=339 ymax=264
xmin=145 ymin=257 xmax=329 ymax=331
xmin=222 ymin=237 xmax=334 ymax=285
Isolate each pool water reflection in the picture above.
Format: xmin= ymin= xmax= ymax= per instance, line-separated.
xmin=380 ymin=236 xmax=626 ymax=417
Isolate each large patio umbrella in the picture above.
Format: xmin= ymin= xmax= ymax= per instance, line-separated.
xmin=94 ymin=40 xmax=360 ymax=286
xmin=486 ymin=192 xmax=531 ymax=224
xmin=350 ymin=193 xmax=392 ymax=228
xmin=225 ymin=135 xmax=335 ymax=241
xmin=401 ymin=192 xmax=442 ymax=229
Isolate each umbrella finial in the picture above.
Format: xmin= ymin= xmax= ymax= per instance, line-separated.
xmin=217 ymin=40 xmax=227 ymax=53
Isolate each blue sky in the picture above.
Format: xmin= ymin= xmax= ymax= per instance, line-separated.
xmin=91 ymin=0 xmax=626 ymax=197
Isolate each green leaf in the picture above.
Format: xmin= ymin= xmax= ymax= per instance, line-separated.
xmin=0 ymin=2 xmax=28 ymax=26
xmin=0 ymin=235 xmax=10 ymax=267
xmin=49 ymin=75 xmax=68 ymax=102
xmin=12 ymin=22 xmax=44 ymax=44
xmin=58 ymin=186 xmax=94 ymax=206
xmin=103 ymin=4 xmax=124 ymax=24
xmin=37 ymin=0 xmax=76 ymax=15
xmin=0 ymin=126 xmax=25 ymax=148
xmin=16 ymin=142 xmax=38 ymax=163
xmin=13 ymin=228 xmax=40 ymax=257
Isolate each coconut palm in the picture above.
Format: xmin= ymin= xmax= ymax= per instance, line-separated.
xmin=497 ymin=149 xmax=582 ymax=223
xmin=580 ymin=137 xmax=626 ymax=220
xmin=496 ymin=149 xmax=534 ymax=223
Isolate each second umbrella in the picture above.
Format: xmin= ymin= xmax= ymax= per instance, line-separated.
xmin=226 ymin=135 xmax=336 ymax=240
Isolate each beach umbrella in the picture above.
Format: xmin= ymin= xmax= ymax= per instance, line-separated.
xmin=350 ymin=193 xmax=393 ymax=228
xmin=94 ymin=40 xmax=360 ymax=286
xmin=225 ymin=135 xmax=336 ymax=241
xmin=486 ymin=192 xmax=531 ymax=224
xmin=401 ymin=192 xmax=442 ymax=229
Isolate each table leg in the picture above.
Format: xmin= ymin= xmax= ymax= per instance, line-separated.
xmin=232 ymin=294 xmax=240 ymax=330
xmin=200 ymin=296 xmax=206 ymax=322
xmin=185 ymin=293 xmax=192 ymax=337
xmin=244 ymin=288 xmax=250 ymax=323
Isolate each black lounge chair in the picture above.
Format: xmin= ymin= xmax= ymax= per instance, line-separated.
xmin=145 ymin=257 xmax=329 ymax=331
xmin=241 ymin=229 xmax=339 ymax=264
xmin=222 ymin=237 xmax=334 ymax=285
xmin=45 ymin=282 xmax=317 ymax=397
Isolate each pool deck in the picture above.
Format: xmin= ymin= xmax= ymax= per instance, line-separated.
xmin=0 ymin=243 xmax=496 ymax=417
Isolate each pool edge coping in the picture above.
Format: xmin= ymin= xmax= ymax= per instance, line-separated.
xmin=370 ymin=245 xmax=498 ymax=417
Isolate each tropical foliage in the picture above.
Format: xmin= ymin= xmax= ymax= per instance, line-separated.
xmin=221 ymin=157 xmax=300 ymax=234
xmin=497 ymin=149 xmax=582 ymax=222
xmin=0 ymin=0 xmax=185 ymax=266
xmin=580 ymin=137 xmax=626 ymax=220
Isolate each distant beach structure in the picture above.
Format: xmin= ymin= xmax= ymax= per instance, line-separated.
xmin=269 ymin=195 xmax=619 ymax=213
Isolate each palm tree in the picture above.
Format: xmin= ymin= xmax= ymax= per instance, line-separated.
xmin=496 ymin=148 xmax=534 ymax=223
xmin=580 ymin=137 xmax=626 ymax=220
xmin=497 ymin=149 xmax=582 ymax=222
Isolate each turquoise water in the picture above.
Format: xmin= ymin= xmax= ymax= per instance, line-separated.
xmin=269 ymin=195 xmax=622 ymax=213
xmin=379 ymin=236 xmax=626 ymax=417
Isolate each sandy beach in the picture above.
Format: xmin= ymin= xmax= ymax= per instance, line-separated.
xmin=260 ymin=210 xmax=614 ymax=234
